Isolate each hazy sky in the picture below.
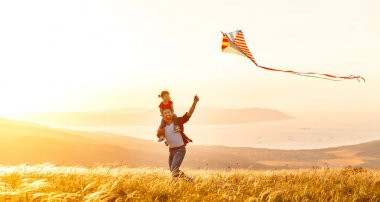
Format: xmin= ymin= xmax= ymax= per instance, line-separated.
xmin=0 ymin=0 xmax=379 ymax=116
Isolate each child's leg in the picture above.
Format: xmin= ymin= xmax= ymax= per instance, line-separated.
xmin=159 ymin=118 xmax=166 ymax=129
xmin=157 ymin=118 xmax=166 ymax=138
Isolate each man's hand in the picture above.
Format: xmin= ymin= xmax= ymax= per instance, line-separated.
xmin=194 ymin=94 xmax=199 ymax=103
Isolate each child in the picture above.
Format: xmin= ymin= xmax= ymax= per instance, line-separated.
xmin=157 ymin=90 xmax=181 ymax=142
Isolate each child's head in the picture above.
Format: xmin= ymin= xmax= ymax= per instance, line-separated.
xmin=158 ymin=90 xmax=171 ymax=102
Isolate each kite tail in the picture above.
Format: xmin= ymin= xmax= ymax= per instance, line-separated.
xmin=257 ymin=65 xmax=365 ymax=82
xmin=350 ymin=75 xmax=366 ymax=82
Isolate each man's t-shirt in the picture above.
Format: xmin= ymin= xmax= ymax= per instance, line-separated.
xmin=163 ymin=112 xmax=192 ymax=147
xmin=165 ymin=123 xmax=184 ymax=148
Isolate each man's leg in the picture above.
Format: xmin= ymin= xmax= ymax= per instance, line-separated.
xmin=168 ymin=151 xmax=174 ymax=172
xmin=170 ymin=148 xmax=186 ymax=178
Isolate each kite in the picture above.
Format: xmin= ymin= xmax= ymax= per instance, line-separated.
xmin=221 ymin=30 xmax=365 ymax=82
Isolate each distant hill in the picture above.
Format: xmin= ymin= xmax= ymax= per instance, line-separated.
xmin=0 ymin=118 xmax=379 ymax=169
xmin=9 ymin=107 xmax=293 ymax=126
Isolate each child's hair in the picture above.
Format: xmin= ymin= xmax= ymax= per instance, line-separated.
xmin=158 ymin=90 xmax=170 ymax=98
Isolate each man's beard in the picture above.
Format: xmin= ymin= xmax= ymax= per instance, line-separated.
xmin=164 ymin=115 xmax=172 ymax=121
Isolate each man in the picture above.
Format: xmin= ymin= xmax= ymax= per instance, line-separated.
xmin=157 ymin=94 xmax=199 ymax=180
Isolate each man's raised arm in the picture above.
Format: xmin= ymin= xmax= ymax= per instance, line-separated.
xmin=187 ymin=94 xmax=199 ymax=117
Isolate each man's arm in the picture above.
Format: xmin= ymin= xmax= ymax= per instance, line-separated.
xmin=177 ymin=95 xmax=199 ymax=125
xmin=186 ymin=94 xmax=199 ymax=117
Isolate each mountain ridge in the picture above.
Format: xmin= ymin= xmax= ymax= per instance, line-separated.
xmin=8 ymin=107 xmax=293 ymax=126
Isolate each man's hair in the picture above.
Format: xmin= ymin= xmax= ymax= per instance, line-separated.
xmin=162 ymin=108 xmax=172 ymax=113
xmin=158 ymin=90 xmax=170 ymax=98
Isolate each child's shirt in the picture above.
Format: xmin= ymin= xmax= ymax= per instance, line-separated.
xmin=159 ymin=100 xmax=173 ymax=112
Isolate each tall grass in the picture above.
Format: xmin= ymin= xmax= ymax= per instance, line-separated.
xmin=0 ymin=163 xmax=380 ymax=201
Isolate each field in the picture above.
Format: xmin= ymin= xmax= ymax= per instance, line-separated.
xmin=1 ymin=164 xmax=380 ymax=201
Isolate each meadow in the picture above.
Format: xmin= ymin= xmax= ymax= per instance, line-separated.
xmin=1 ymin=164 xmax=380 ymax=201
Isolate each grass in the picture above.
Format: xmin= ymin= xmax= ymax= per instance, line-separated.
xmin=1 ymin=163 xmax=380 ymax=201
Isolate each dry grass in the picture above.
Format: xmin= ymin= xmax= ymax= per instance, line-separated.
xmin=1 ymin=163 xmax=380 ymax=201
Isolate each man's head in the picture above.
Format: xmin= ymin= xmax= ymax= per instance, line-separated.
xmin=162 ymin=108 xmax=173 ymax=122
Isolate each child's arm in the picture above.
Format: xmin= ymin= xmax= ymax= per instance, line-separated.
xmin=171 ymin=105 xmax=174 ymax=113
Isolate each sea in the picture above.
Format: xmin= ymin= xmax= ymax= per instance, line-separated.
xmin=59 ymin=115 xmax=380 ymax=150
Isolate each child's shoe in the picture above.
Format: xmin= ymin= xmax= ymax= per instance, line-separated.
xmin=158 ymin=136 xmax=165 ymax=142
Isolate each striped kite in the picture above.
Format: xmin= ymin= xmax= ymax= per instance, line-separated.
xmin=221 ymin=30 xmax=365 ymax=82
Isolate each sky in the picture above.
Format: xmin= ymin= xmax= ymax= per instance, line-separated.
xmin=0 ymin=0 xmax=379 ymax=117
